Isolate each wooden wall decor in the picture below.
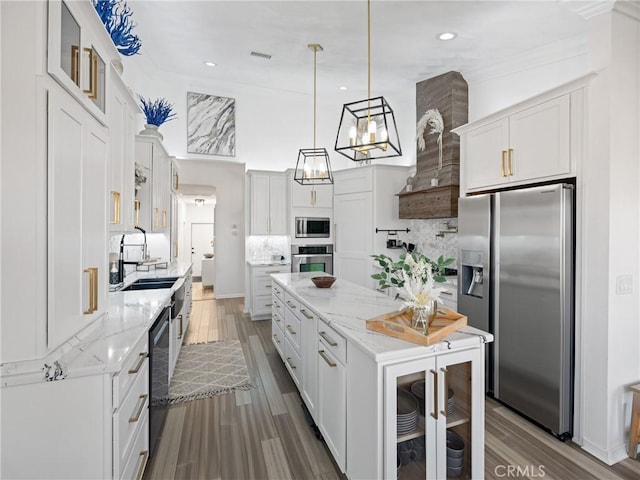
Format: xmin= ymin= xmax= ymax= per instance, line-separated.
xmin=398 ymin=71 xmax=468 ymax=219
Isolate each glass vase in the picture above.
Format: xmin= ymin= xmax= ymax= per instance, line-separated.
xmin=411 ymin=300 xmax=437 ymax=335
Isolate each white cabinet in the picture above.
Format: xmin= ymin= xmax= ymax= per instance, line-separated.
xmin=135 ymin=136 xmax=172 ymax=233
xmin=383 ymin=348 xmax=484 ymax=480
xmin=108 ymin=69 xmax=138 ymax=233
xmin=248 ymin=171 xmax=288 ymax=235
xmin=317 ymin=319 xmax=346 ymax=472
xmin=1 ymin=335 xmax=150 ymax=480
xmin=248 ymin=264 xmax=290 ymax=320
xmin=455 ymin=82 xmax=587 ymax=193
xmin=439 ymin=279 xmax=458 ymax=312
xmin=47 ymin=0 xmax=114 ymax=125
xmin=333 ymin=166 xmax=410 ymax=290
xmin=47 ymin=85 xmax=108 ymax=350
xmin=290 ymin=170 xmax=333 ymax=208
xmin=299 ymin=304 xmax=319 ymax=419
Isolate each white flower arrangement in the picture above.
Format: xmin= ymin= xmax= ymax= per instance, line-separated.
xmin=398 ymin=254 xmax=447 ymax=312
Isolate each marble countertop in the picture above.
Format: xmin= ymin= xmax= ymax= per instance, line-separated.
xmin=271 ymin=273 xmax=491 ymax=363
xmin=1 ymin=262 xmax=193 ymax=388
xmin=247 ymin=260 xmax=291 ymax=267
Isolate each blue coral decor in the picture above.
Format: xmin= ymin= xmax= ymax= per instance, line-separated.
xmin=93 ymin=0 xmax=141 ymax=56
xmin=139 ymin=96 xmax=177 ymax=127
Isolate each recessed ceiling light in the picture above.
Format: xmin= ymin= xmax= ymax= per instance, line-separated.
xmin=339 ymin=86 xmax=348 ymax=91
xmin=204 ymin=61 xmax=217 ymax=67
xmin=438 ymin=32 xmax=457 ymax=41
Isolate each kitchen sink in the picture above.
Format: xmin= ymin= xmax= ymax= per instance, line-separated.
xmin=121 ymin=277 xmax=178 ymax=291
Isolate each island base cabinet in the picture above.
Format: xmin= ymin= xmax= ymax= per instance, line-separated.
xmin=384 ymin=348 xmax=484 ymax=480
xmin=318 ymin=339 xmax=346 ymax=472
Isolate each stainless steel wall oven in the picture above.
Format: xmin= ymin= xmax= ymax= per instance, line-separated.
xmin=291 ymin=244 xmax=333 ymax=274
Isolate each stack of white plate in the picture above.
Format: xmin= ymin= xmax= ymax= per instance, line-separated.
xmin=447 ymin=388 xmax=455 ymax=415
xmin=397 ymin=388 xmax=419 ymax=435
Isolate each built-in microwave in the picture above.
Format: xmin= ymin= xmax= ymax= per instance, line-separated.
xmin=295 ymin=217 xmax=330 ymax=238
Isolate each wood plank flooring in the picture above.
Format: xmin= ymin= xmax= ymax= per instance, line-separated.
xmin=144 ymin=283 xmax=640 ymax=480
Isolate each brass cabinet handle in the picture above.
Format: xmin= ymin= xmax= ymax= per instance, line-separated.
xmin=286 ymin=300 xmax=296 ymax=309
xmin=128 ymin=394 xmax=148 ymax=423
xmin=134 ymin=200 xmax=141 ymax=226
xmin=300 ymin=309 xmax=313 ymax=319
xmin=430 ymin=369 xmax=439 ymax=420
xmin=178 ymin=314 xmax=183 ymax=339
xmin=441 ymin=290 xmax=453 ymax=296
xmin=265 ymin=303 xmax=273 ymax=307
xmin=501 ymin=150 xmax=507 ymax=177
xmin=319 ymin=331 xmax=338 ymax=347
xmin=265 ymin=269 xmax=281 ymax=274
xmin=440 ymin=367 xmax=449 ymax=417
xmin=275 ymin=316 xmax=281 ymax=323
xmin=162 ymin=210 xmax=167 ymax=228
xmin=135 ymin=450 xmax=149 ymax=480
xmin=110 ymin=191 xmax=121 ymax=224
xmin=154 ymin=207 xmax=159 ymax=228
xmin=83 ymin=268 xmax=94 ymax=314
xmin=174 ymin=172 xmax=179 ymax=191
xmin=272 ymin=334 xmax=280 ymax=344
xmin=82 ymin=47 xmax=94 ymax=97
xmin=265 ymin=283 xmax=272 ymax=288
xmin=286 ymin=325 xmax=296 ymax=335
xmin=508 ymin=148 xmax=514 ymax=176
xmin=273 ymin=287 xmax=281 ymax=294
xmin=83 ymin=267 xmax=98 ymax=314
xmin=174 ymin=242 xmax=179 ymax=258
xmin=70 ymin=45 xmax=80 ymax=86
xmin=128 ymin=352 xmax=148 ymax=374
xmin=286 ymin=357 xmax=297 ymax=370
xmin=319 ymin=350 xmax=337 ymax=368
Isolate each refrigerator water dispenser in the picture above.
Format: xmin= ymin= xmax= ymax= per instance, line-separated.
xmin=460 ymin=250 xmax=485 ymax=299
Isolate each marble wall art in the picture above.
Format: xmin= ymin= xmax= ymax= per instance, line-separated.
xmin=187 ymin=92 xmax=236 ymax=156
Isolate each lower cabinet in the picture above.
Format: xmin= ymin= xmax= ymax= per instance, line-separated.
xmin=383 ymin=348 xmax=484 ymax=479
xmin=249 ymin=264 xmax=290 ymax=319
xmin=317 ymin=321 xmax=347 ymax=472
xmin=0 ymin=335 xmax=150 ymax=480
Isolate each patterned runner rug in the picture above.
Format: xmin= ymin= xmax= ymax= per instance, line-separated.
xmin=168 ymin=340 xmax=253 ymax=404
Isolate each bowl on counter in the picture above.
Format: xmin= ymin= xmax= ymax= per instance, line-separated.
xmin=203 ymin=253 xmax=214 ymax=258
xmin=311 ymin=276 xmax=336 ymax=288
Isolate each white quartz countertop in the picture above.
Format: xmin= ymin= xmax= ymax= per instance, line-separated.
xmin=247 ymin=260 xmax=291 ymax=267
xmin=271 ymin=273 xmax=492 ymax=363
xmin=1 ymin=262 xmax=193 ymax=388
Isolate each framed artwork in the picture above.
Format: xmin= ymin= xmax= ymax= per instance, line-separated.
xmin=187 ymin=92 xmax=236 ymax=156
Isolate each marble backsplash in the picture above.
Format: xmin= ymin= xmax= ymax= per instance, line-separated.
xmin=406 ymin=218 xmax=458 ymax=264
xmin=246 ymin=235 xmax=291 ymax=263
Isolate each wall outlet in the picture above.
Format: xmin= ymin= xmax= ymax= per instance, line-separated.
xmin=615 ymin=274 xmax=633 ymax=295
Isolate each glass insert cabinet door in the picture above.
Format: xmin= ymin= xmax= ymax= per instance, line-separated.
xmin=48 ymin=0 xmax=108 ymax=121
xmin=383 ymin=347 xmax=484 ymax=479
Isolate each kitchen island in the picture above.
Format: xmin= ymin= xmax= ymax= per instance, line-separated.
xmin=271 ymin=272 xmax=492 ymax=480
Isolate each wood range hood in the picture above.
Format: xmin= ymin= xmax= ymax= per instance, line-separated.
xmin=398 ymin=71 xmax=468 ymax=219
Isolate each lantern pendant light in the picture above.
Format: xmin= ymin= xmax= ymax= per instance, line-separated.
xmin=294 ymin=43 xmax=333 ymax=205
xmin=334 ymin=0 xmax=402 ymax=162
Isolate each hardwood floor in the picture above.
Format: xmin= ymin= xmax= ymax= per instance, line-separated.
xmin=145 ymin=284 xmax=640 ymax=480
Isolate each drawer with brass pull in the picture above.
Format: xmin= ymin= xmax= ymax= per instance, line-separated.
xmin=318 ymin=319 xmax=347 ymax=365
xmin=118 ymin=406 xmax=149 ymax=480
xmin=112 ymin=335 xmax=149 ymax=407
xmin=113 ymin=357 xmax=149 ymax=474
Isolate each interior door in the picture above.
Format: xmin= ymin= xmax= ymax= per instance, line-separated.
xmin=190 ymin=223 xmax=214 ymax=277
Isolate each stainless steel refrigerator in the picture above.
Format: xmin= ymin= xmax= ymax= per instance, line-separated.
xmin=457 ymin=183 xmax=574 ymax=439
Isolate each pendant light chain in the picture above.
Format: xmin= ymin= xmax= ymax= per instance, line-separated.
xmin=367 ymin=0 xmax=371 ymax=124
xmin=313 ymin=45 xmax=317 ymax=151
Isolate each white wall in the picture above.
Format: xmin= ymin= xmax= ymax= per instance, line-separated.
xmin=121 ymin=55 xmax=416 ymax=173
xmin=175 ymin=159 xmax=245 ymax=298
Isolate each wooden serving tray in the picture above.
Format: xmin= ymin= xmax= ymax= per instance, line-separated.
xmin=366 ymin=307 xmax=467 ymax=346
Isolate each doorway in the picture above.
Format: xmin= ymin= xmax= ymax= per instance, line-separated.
xmin=191 ymin=222 xmax=214 ymax=278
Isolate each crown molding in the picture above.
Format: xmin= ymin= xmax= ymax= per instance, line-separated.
xmin=463 ymin=34 xmax=588 ymax=85
xmin=560 ymin=0 xmax=640 ymax=20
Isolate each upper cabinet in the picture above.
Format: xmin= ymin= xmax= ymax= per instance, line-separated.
xmin=454 ymin=76 xmax=591 ymax=193
xmin=47 ymin=0 xmax=115 ymax=125
xmin=289 ymin=171 xmax=333 ymax=208
xmin=108 ymin=69 xmax=139 ymax=233
xmin=248 ymin=171 xmax=288 ymax=235
xmin=135 ymin=136 xmax=172 ymax=233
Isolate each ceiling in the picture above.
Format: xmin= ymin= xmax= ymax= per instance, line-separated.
xmin=127 ymin=0 xmax=592 ymax=96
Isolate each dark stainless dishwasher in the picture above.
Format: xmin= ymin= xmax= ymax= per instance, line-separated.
xmin=148 ymin=305 xmax=170 ymax=458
